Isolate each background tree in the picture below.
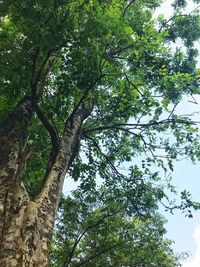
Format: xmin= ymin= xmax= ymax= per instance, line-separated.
xmin=50 ymin=187 xmax=185 ymax=267
xmin=0 ymin=0 xmax=200 ymax=266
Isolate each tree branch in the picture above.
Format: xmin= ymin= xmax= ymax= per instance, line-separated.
xmin=84 ymin=118 xmax=197 ymax=134
xmin=122 ymin=0 xmax=136 ymax=18
xmin=33 ymin=104 xmax=59 ymax=155
xmin=105 ymin=44 xmax=134 ymax=59
xmin=32 ymin=52 xmax=52 ymax=91
xmin=30 ymin=49 xmax=59 ymax=157
xmin=83 ymin=133 xmax=127 ymax=180
xmin=124 ymin=73 xmax=144 ymax=97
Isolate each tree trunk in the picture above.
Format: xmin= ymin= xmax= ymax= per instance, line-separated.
xmin=0 ymin=99 xmax=88 ymax=266
xmin=0 ymin=98 xmax=33 ymax=266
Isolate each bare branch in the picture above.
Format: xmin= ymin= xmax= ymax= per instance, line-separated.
xmin=188 ymin=95 xmax=199 ymax=105
xmin=168 ymin=102 xmax=179 ymax=119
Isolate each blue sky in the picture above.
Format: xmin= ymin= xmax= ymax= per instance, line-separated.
xmin=164 ymin=157 xmax=200 ymax=256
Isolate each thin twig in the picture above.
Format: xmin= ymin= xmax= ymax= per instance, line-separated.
xmin=168 ymin=102 xmax=179 ymax=119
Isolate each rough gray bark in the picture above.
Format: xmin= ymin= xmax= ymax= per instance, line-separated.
xmin=0 ymin=98 xmax=90 ymax=266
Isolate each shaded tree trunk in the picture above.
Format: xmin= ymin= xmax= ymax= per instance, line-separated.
xmin=0 ymin=98 xmax=89 ymax=266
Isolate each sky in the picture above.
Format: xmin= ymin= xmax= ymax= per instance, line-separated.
xmin=183 ymin=225 xmax=200 ymax=267
xmin=63 ymin=1 xmax=200 ymax=266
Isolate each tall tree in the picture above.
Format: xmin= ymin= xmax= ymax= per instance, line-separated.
xmin=0 ymin=0 xmax=200 ymax=266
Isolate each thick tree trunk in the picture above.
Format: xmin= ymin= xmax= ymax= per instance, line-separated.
xmin=0 ymin=98 xmax=33 ymax=266
xmin=0 ymin=99 xmax=88 ymax=266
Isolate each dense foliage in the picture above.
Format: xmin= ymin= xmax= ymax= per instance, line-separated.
xmin=50 ymin=188 xmax=185 ymax=267
xmin=1 ymin=0 xmax=200 ymax=265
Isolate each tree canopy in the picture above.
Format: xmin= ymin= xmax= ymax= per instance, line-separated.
xmin=1 ymin=0 xmax=200 ymax=266
xmin=50 ymin=187 xmax=185 ymax=267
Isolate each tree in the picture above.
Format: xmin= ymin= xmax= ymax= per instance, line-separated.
xmin=0 ymin=0 xmax=200 ymax=266
xmin=50 ymin=187 xmax=184 ymax=267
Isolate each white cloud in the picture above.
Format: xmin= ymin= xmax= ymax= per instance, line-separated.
xmin=182 ymin=225 xmax=200 ymax=267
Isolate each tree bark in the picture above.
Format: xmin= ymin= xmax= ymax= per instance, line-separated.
xmin=0 ymin=99 xmax=89 ymax=266
xmin=0 ymin=98 xmax=33 ymax=266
